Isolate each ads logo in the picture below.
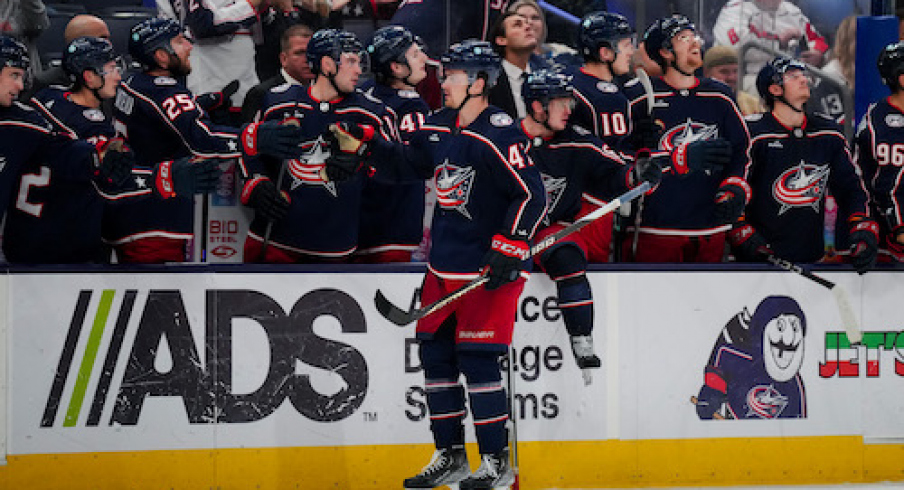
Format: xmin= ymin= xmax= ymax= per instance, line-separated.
xmin=41 ymin=288 xmax=368 ymax=428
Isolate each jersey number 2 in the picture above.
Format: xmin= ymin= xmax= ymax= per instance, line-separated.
xmin=16 ymin=166 xmax=50 ymax=217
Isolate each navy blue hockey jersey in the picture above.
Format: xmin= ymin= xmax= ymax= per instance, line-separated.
xmin=0 ymin=100 xmax=100 ymax=262
xmin=855 ymin=97 xmax=904 ymax=234
xmin=357 ymin=82 xmax=429 ymax=257
xmin=110 ymin=72 xmax=242 ymax=247
xmin=243 ymin=84 xmax=397 ymax=258
xmin=565 ymin=66 xmax=632 ymax=152
xmin=373 ymin=106 xmax=547 ymax=276
xmin=623 ymin=76 xmax=751 ymax=233
xmin=746 ymin=112 xmax=870 ymax=262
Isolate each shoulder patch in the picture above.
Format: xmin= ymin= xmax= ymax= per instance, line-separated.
xmin=596 ymin=81 xmax=619 ymax=93
xmin=153 ymin=76 xmax=177 ymax=86
xmin=490 ymin=113 xmax=514 ymax=127
xmin=82 ymin=108 xmax=106 ymax=122
xmin=399 ymin=89 xmax=419 ymax=99
xmin=744 ymin=113 xmax=764 ymax=122
xmin=886 ymin=114 xmax=904 ymax=128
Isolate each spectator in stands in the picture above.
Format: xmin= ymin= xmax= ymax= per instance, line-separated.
xmin=28 ymin=14 xmax=109 ymax=97
xmin=242 ymin=23 xmax=314 ymax=122
xmin=703 ymin=45 xmax=761 ymax=115
xmin=0 ymin=0 xmax=48 ymax=76
xmin=254 ymin=0 xmax=325 ymax=82
xmin=822 ymin=15 xmax=856 ymax=91
xmin=713 ymin=0 xmax=829 ymax=93
xmin=506 ymin=0 xmax=579 ymax=70
xmin=488 ymin=10 xmax=538 ymax=119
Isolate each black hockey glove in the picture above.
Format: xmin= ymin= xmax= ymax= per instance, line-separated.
xmin=323 ymin=123 xmax=374 ymax=182
xmin=196 ymin=79 xmax=239 ymax=112
xmin=241 ymin=176 xmax=290 ymax=222
xmin=848 ymin=216 xmax=879 ymax=275
xmin=154 ymin=157 xmax=225 ymax=199
xmin=695 ymin=384 xmax=727 ymax=420
xmin=672 ymin=138 xmax=731 ymax=176
xmin=728 ymin=221 xmax=773 ymax=262
xmin=630 ymin=153 xmax=662 ymax=188
xmin=713 ymin=177 xmax=750 ymax=224
xmin=481 ymin=234 xmax=529 ymax=290
xmin=626 ymin=116 xmax=662 ymax=151
xmin=94 ymin=138 xmax=135 ymax=187
xmin=241 ymin=120 xmax=304 ymax=160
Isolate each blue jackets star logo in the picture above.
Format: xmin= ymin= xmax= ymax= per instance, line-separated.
xmin=435 ymin=160 xmax=475 ymax=219
xmin=288 ymin=136 xmax=337 ymax=196
xmin=773 ymin=161 xmax=829 ymax=214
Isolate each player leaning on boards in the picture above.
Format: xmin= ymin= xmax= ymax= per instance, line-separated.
xmin=240 ymin=28 xmax=399 ymax=263
xmin=326 ymin=40 xmax=547 ymax=489
xmin=854 ymin=42 xmax=904 ymax=264
xmin=623 ymin=14 xmax=750 ymax=263
xmin=519 ymin=69 xmax=662 ymax=384
xmin=729 ymin=56 xmax=878 ymax=273
xmin=112 ymin=18 xmax=301 ymax=263
xmin=355 ymin=25 xmax=431 ymax=263
xmin=4 ymin=36 xmax=222 ymax=264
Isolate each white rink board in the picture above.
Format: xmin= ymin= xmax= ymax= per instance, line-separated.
xmin=7 ymin=269 xmax=904 ymax=456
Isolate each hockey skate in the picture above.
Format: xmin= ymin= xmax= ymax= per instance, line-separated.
xmin=570 ymin=335 xmax=601 ymax=385
xmin=403 ymin=445 xmax=470 ymax=489
xmin=458 ymin=448 xmax=515 ymax=489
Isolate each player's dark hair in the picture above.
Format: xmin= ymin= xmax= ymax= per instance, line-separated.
xmin=489 ymin=11 xmax=523 ymax=56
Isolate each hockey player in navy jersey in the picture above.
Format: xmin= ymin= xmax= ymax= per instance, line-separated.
xmin=112 ymin=18 xmax=301 ymax=263
xmin=623 ymin=15 xmax=749 ymax=263
xmin=732 ymin=57 xmax=877 ymax=273
xmin=567 ymin=11 xmax=636 ymax=152
xmin=329 ymin=39 xmax=546 ymax=489
xmin=389 ymin=0 xmax=510 ymax=60
xmin=0 ymin=35 xmax=150 ymax=262
xmin=4 ymin=36 xmax=224 ymax=264
xmin=241 ymin=28 xmax=399 ymax=263
xmin=355 ymin=25 xmax=430 ymax=263
xmin=520 ymin=69 xmax=662 ymax=383
xmin=855 ymin=42 xmax=904 ymax=263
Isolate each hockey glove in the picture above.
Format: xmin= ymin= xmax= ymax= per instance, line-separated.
xmin=241 ymin=176 xmax=290 ymax=222
xmin=626 ymin=116 xmax=662 ymax=151
xmin=672 ymin=138 xmax=731 ymax=176
xmin=241 ymin=120 xmax=304 ymax=160
xmin=95 ymin=138 xmax=135 ymax=187
xmin=323 ymin=123 xmax=375 ymax=182
xmin=481 ymin=234 xmax=529 ymax=290
xmin=848 ymin=216 xmax=879 ymax=274
xmin=630 ymin=153 xmax=662 ymax=189
xmin=728 ymin=221 xmax=773 ymax=262
xmin=196 ymin=79 xmax=239 ymax=112
xmin=695 ymin=384 xmax=727 ymax=420
xmin=155 ymin=157 xmax=225 ymax=199
xmin=713 ymin=177 xmax=751 ymax=224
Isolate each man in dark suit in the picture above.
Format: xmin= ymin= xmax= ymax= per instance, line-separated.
xmin=488 ymin=10 xmax=537 ymax=119
xmin=241 ymin=23 xmax=314 ymax=122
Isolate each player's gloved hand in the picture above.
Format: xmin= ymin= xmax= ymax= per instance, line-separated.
xmin=196 ymin=79 xmax=239 ymax=112
xmin=626 ymin=116 xmax=662 ymax=151
xmin=713 ymin=177 xmax=751 ymax=224
xmin=695 ymin=384 xmax=727 ymax=420
xmin=848 ymin=216 xmax=879 ymax=274
xmin=728 ymin=221 xmax=773 ymax=261
xmin=241 ymin=120 xmax=304 ymax=160
xmin=323 ymin=123 xmax=375 ymax=182
xmin=672 ymin=138 xmax=731 ymax=176
xmin=94 ymin=138 xmax=135 ymax=187
xmin=481 ymin=234 xmax=529 ymax=290
xmin=241 ymin=176 xmax=290 ymax=222
xmin=155 ymin=157 xmax=226 ymax=198
xmin=630 ymin=152 xmax=662 ymax=189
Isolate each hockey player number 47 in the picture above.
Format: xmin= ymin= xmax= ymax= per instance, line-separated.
xmin=508 ymin=144 xmax=529 ymax=169
xmin=162 ymin=94 xmax=196 ymax=121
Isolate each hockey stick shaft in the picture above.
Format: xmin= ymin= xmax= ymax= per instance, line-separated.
xmin=766 ymin=254 xmax=862 ymax=344
xmin=630 ymin=68 xmax=656 ymax=261
xmin=375 ymin=182 xmax=651 ymax=325
xmin=506 ymin=350 xmax=520 ymax=489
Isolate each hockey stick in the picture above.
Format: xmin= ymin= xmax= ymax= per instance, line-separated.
xmin=374 ymin=182 xmax=652 ymax=326
xmin=630 ymin=68 xmax=656 ymax=261
xmin=506 ymin=350 xmax=520 ymax=489
xmin=690 ymin=396 xmax=727 ymax=420
xmin=765 ymin=254 xmax=862 ymax=344
xmin=256 ymin=119 xmax=299 ymax=262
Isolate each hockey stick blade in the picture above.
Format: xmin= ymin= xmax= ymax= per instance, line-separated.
xmin=373 ymin=183 xmax=650 ymax=326
xmin=766 ymin=254 xmax=862 ymax=344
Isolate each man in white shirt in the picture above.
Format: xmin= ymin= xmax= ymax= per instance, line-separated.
xmin=488 ymin=10 xmax=537 ymax=119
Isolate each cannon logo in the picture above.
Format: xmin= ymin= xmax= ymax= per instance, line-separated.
xmin=41 ymin=288 xmax=369 ymax=428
